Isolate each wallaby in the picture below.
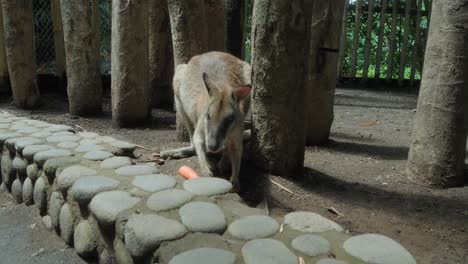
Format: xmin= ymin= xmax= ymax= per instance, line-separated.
xmin=160 ymin=51 xmax=252 ymax=190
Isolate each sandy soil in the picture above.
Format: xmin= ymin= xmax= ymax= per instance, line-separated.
xmin=1 ymin=87 xmax=467 ymax=264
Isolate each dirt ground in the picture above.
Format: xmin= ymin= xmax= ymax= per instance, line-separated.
xmin=1 ymin=87 xmax=467 ymax=264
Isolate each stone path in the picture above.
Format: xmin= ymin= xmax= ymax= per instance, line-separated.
xmin=0 ymin=111 xmax=417 ymax=264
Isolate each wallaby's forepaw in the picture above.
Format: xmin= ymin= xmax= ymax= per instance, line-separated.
xmin=160 ymin=146 xmax=195 ymax=159
xmin=230 ymin=179 xmax=240 ymax=193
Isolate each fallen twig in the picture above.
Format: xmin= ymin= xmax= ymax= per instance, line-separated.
xmin=270 ymin=179 xmax=295 ymax=195
xmin=327 ymin=206 xmax=344 ymax=217
xmin=74 ymin=124 xmax=87 ymax=132
xmin=135 ymin=144 xmax=152 ymax=151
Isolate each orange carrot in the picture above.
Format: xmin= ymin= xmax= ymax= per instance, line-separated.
xmin=178 ymin=165 xmax=200 ymax=180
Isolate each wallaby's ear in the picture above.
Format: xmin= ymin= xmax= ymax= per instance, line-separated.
xmin=234 ymin=85 xmax=252 ymax=101
xmin=202 ymin=72 xmax=218 ymax=96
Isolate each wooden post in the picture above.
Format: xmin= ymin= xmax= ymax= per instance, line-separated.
xmin=111 ymin=0 xmax=150 ymax=127
xmin=2 ymin=0 xmax=40 ymax=108
xmin=410 ymin=0 xmax=423 ymax=86
xmin=361 ymin=0 xmax=375 ymax=81
xmin=374 ymin=0 xmax=389 ymax=79
xmin=0 ymin=6 xmax=8 ymax=93
xmin=337 ymin=0 xmax=349 ymax=78
xmin=50 ymin=0 xmax=66 ymax=88
xmin=398 ymin=0 xmax=413 ymax=86
xmin=204 ymin=0 xmax=226 ymax=51
xmin=350 ymin=0 xmax=362 ymax=77
xmin=386 ymin=0 xmax=399 ymax=81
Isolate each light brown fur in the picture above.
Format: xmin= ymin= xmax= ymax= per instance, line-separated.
xmin=161 ymin=51 xmax=251 ymax=190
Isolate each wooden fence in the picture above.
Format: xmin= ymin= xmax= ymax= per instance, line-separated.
xmin=338 ymin=0 xmax=432 ymax=86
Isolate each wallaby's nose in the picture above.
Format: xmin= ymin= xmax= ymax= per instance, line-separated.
xmin=207 ymin=142 xmax=222 ymax=153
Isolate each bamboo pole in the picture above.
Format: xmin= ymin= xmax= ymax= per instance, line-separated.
xmin=386 ymin=0 xmax=399 ymax=81
xmin=361 ymin=0 xmax=375 ymax=80
xmin=398 ymin=0 xmax=413 ymax=86
xmin=410 ymin=0 xmax=423 ymax=86
xmin=350 ymin=0 xmax=362 ymax=77
xmin=374 ymin=0 xmax=389 ymax=79
xmin=50 ymin=0 xmax=66 ymax=83
xmin=337 ymin=0 xmax=350 ymax=78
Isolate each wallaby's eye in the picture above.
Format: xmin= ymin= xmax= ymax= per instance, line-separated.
xmin=205 ymin=113 xmax=211 ymax=120
xmin=226 ymin=115 xmax=235 ymax=123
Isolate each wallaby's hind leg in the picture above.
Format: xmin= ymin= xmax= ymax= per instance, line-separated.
xmin=160 ymin=146 xmax=195 ymax=159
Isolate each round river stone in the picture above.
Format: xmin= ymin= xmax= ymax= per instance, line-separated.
xmin=57 ymin=141 xmax=79 ymax=149
xmin=343 ymin=234 xmax=416 ymax=264
xmin=228 ymin=215 xmax=279 ymax=240
xmin=146 ymin=189 xmax=193 ymax=212
xmin=89 ymin=191 xmax=140 ymax=226
xmin=242 ymin=239 xmax=298 ymax=264
xmin=100 ymin=156 xmax=132 ymax=169
xmin=22 ymin=178 xmax=34 ymax=205
xmin=283 ymin=211 xmax=343 ymax=233
xmin=70 ymin=176 xmax=120 ymax=205
xmin=291 ymin=234 xmax=331 ymax=257
xmin=131 ymin=174 xmax=176 ymax=192
xmin=316 ymin=259 xmax=349 ymax=264
xmin=169 ymin=248 xmax=236 ymax=264
xmin=23 ymin=145 xmax=53 ymax=162
xmin=46 ymin=135 xmax=81 ymax=143
xmin=183 ymin=177 xmax=232 ymax=196
xmin=179 ymin=202 xmax=227 ymax=233
xmin=115 ymin=164 xmax=158 ymax=176
xmin=57 ymin=165 xmax=97 ymax=191
xmin=77 ymin=132 xmax=99 ymax=139
xmin=75 ymin=144 xmax=106 ymax=153
xmin=83 ymin=150 xmax=114 ymax=161
xmin=34 ymin=149 xmax=73 ymax=167
xmin=124 ymin=214 xmax=187 ymax=257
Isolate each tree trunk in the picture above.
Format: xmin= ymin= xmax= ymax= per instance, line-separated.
xmin=251 ymin=0 xmax=312 ymax=177
xmin=306 ymin=0 xmax=345 ymax=145
xmin=0 ymin=6 xmax=8 ymax=94
xmin=149 ymin=0 xmax=174 ymax=110
xmin=1 ymin=0 xmax=40 ymax=108
xmin=111 ymin=0 xmax=150 ymax=127
xmin=224 ymin=0 xmax=245 ymax=58
xmin=167 ymin=0 xmax=208 ymax=141
xmin=407 ymin=0 xmax=468 ymax=188
xmin=61 ymin=0 xmax=102 ymax=115
xmin=50 ymin=0 xmax=66 ymax=88
xmin=204 ymin=0 xmax=226 ymax=51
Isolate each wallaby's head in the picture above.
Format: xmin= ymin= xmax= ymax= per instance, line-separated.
xmin=202 ymin=72 xmax=252 ymax=153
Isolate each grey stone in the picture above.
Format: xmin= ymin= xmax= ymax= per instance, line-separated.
xmin=100 ymin=156 xmax=132 ymax=169
xmin=291 ymin=235 xmax=331 ymax=257
xmin=110 ymin=140 xmax=136 ymax=150
xmin=147 ymin=189 xmax=193 ymax=212
xmin=70 ymin=176 xmax=120 ymax=205
xmin=124 ymin=214 xmax=187 ymax=257
xmin=33 ymin=177 xmax=47 ymax=213
xmin=99 ymin=249 xmax=113 ymax=264
xmin=11 ymin=179 xmax=23 ymax=203
xmin=183 ymin=177 xmax=232 ymax=196
xmin=316 ymin=259 xmax=348 ymax=264
xmin=34 ymin=149 xmax=73 ymax=167
xmin=0 ymin=124 xmax=9 ymax=129
xmin=15 ymin=138 xmax=43 ymax=153
xmin=26 ymin=164 xmax=39 ymax=182
xmin=283 ymin=211 xmax=343 ymax=233
xmin=60 ymin=203 xmax=75 ymax=245
xmin=74 ymin=220 xmax=98 ymax=257
xmin=44 ymin=124 xmax=74 ymax=132
xmin=77 ymin=132 xmax=99 ymax=139
xmin=217 ymin=199 xmax=267 ymax=219
xmin=57 ymin=141 xmax=79 ymax=149
xmin=83 ymin=150 xmax=114 ymax=161
xmin=51 ymin=131 xmax=75 ymax=137
xmin=12 ymin=157 xmax=27 ymax=178
xmin=115 ymin=164 xmax=158 ymax=176
xmin=79 ymin=139 xmax=101 ymax=145
xmin=30 ymin=131 xmax=52 ymax=138
xmin=179 ymin=202 xmax=227 ymax=233
xmin=5 ymin=137 xmax=36 ymax=153
xmin=43 ymin=156 xmax=81 ymax=179
xmin=22 ymin=178 xmax=34 ymax=205
xmin=96 ymin=136 xmax=117 ymax=143
xmin=16 ymin=127 xmax=41 ymax=135
xmin=75 ymin=144 xmax=106 ymax=153
xmin=46 ymin=135 xmax=81 ymax=143
xmin=131 ymin=174 xmax=176 ymax=192
xmin=89 ymin=191 xmax=140 ymax=226
xmin=42 ymin=215 xmax=53 ymax=229
xmin=23 ymin=145 xmax=53 ymax=162
xmin=169 ymin=248 xmax=236 ymax=264
xmin=49 ymin=191 xmax=64 ymax=230
xmin=242 ymin=239 xmax=298 ymax=264
xmin=343 ymin=234 xmax=416 ymax=264
xmin=0 ymin=132 xmax=21 ymax=146
xmin=1 ymin=153 xmax=14 ymax=186
xmin=228 ymin=215 xmax=279 ymax=240
xmin=56 ymin=165 xmax=97 ymax=191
